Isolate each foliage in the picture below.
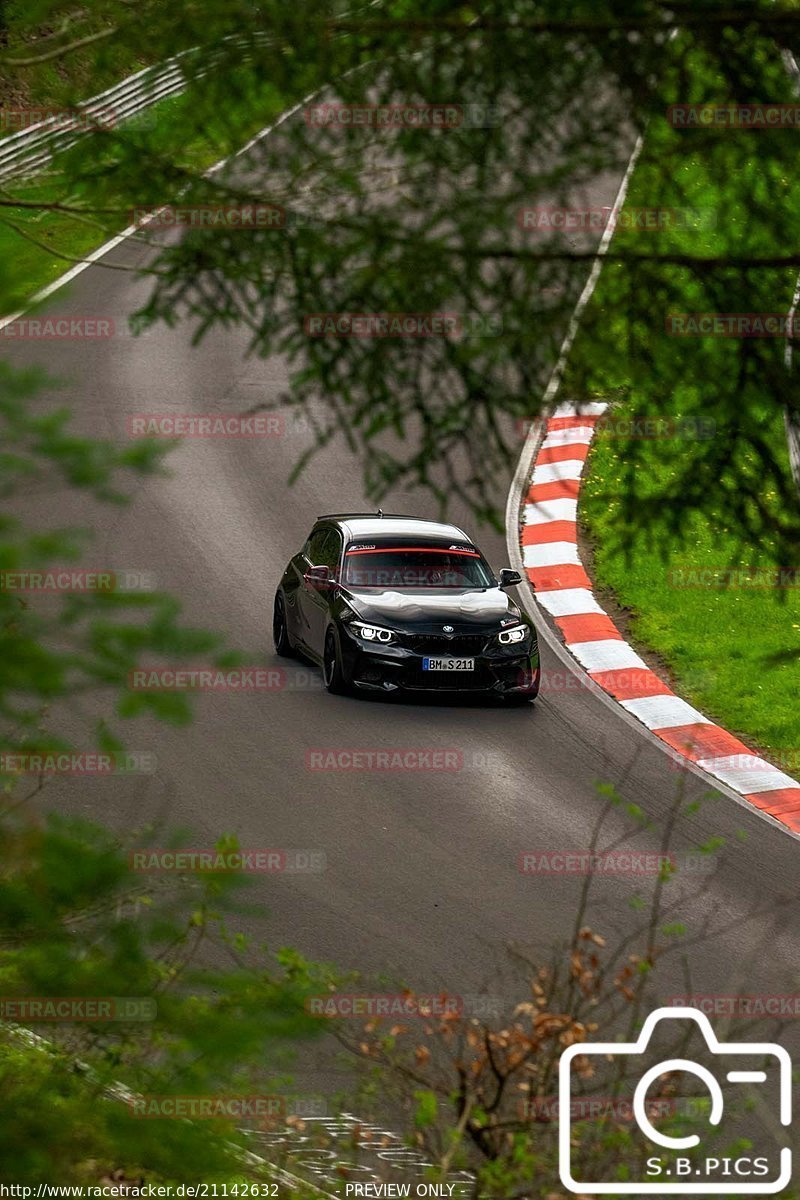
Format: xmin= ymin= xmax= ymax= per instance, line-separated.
xmin=0 ymin=349 xmax=327 ymax=1184
xmin=0 ymin=805 xmax=333 ymax=1183
xmin=2 ymin=2 xmax=797 ymax=540
xmin=324 ymin=784 xmax=797 ymax=1197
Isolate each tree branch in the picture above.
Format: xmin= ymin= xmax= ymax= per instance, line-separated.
xmin=5 ymin=27 xmax=116 ymax=67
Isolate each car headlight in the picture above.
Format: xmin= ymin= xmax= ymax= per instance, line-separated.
xmin=352 ymin=622 xmax=395 ymax=644
xmin=498 ymin=624 xmax=528 ymax=645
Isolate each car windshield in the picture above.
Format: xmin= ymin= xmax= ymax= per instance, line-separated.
xmin=343 ymin=543 xmax=494 ymax=589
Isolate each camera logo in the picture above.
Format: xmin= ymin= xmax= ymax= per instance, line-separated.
xmin=559 ymin=1006 xmax=792 ymax=1194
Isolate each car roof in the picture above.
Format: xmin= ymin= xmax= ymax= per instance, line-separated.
xmin=322 ymin=516 xmax=472 ymax=542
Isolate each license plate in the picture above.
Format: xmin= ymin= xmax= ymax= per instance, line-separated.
xmin=422 ymin=657 xmax=475 ymax=671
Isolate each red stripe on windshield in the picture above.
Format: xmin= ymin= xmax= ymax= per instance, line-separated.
xmin=346 ymin=546 xmax=479 ymax=556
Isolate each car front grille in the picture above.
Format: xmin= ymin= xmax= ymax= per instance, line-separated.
xmin=403 ymin=632 xmax=489 ymax=656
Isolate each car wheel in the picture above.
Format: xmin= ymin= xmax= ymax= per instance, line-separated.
xmin=323 ymin=628 xmax=349 ymax=695
xmin=273 ymin=592 xmax=296 ymax=658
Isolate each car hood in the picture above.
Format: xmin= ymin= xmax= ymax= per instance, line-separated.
xmin=343 ymin=586 xmax=516 ymax=627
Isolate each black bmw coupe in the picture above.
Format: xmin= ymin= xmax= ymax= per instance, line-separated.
xmin=273 ymin=513 xmax=540 ymax=702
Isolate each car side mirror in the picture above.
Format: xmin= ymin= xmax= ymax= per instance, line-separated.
xmin=304 ymin=564 xmax=334 ymax=590
xmin=498 ymin=568 xmax=523 ymax=588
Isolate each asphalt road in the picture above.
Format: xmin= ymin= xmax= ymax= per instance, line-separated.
xmin=7 ymin=125 xmax=800 ymax=1085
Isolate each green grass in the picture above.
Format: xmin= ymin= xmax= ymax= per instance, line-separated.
xmin=582 ymin=440 xmax=800 ymax=760
xmin=575 ymin=47 xmax=800 ymax=763
xmin=0 ymin=78 xmax=287 ymax=312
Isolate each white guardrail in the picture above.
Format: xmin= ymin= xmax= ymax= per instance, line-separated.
xmin=0 ymin=30 xmax=274 ymax=185
xmin=0 ymin=58 xmax=191 ymax=183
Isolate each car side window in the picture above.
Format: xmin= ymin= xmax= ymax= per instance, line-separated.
xmin=304 ymin=529 xmax=329 ymax=564
xmin=321 ymin=529 xmax=343 ymax=573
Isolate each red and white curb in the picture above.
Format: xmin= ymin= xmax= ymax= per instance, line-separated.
xmin=521 ymin=401 xmax=800 ymax=835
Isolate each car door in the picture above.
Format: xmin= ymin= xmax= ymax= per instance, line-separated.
xmin=293 ymin=527 xmax=328 ymax=651
xmin=298 ymin=526 xmax=342 ymax=656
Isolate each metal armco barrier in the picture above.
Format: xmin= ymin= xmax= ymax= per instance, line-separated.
xmin=0 ymin=32 xmax=272 ymax=184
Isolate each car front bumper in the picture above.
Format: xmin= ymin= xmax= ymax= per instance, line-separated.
xmin=339 ymin=628 xmax=540 ymax=698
